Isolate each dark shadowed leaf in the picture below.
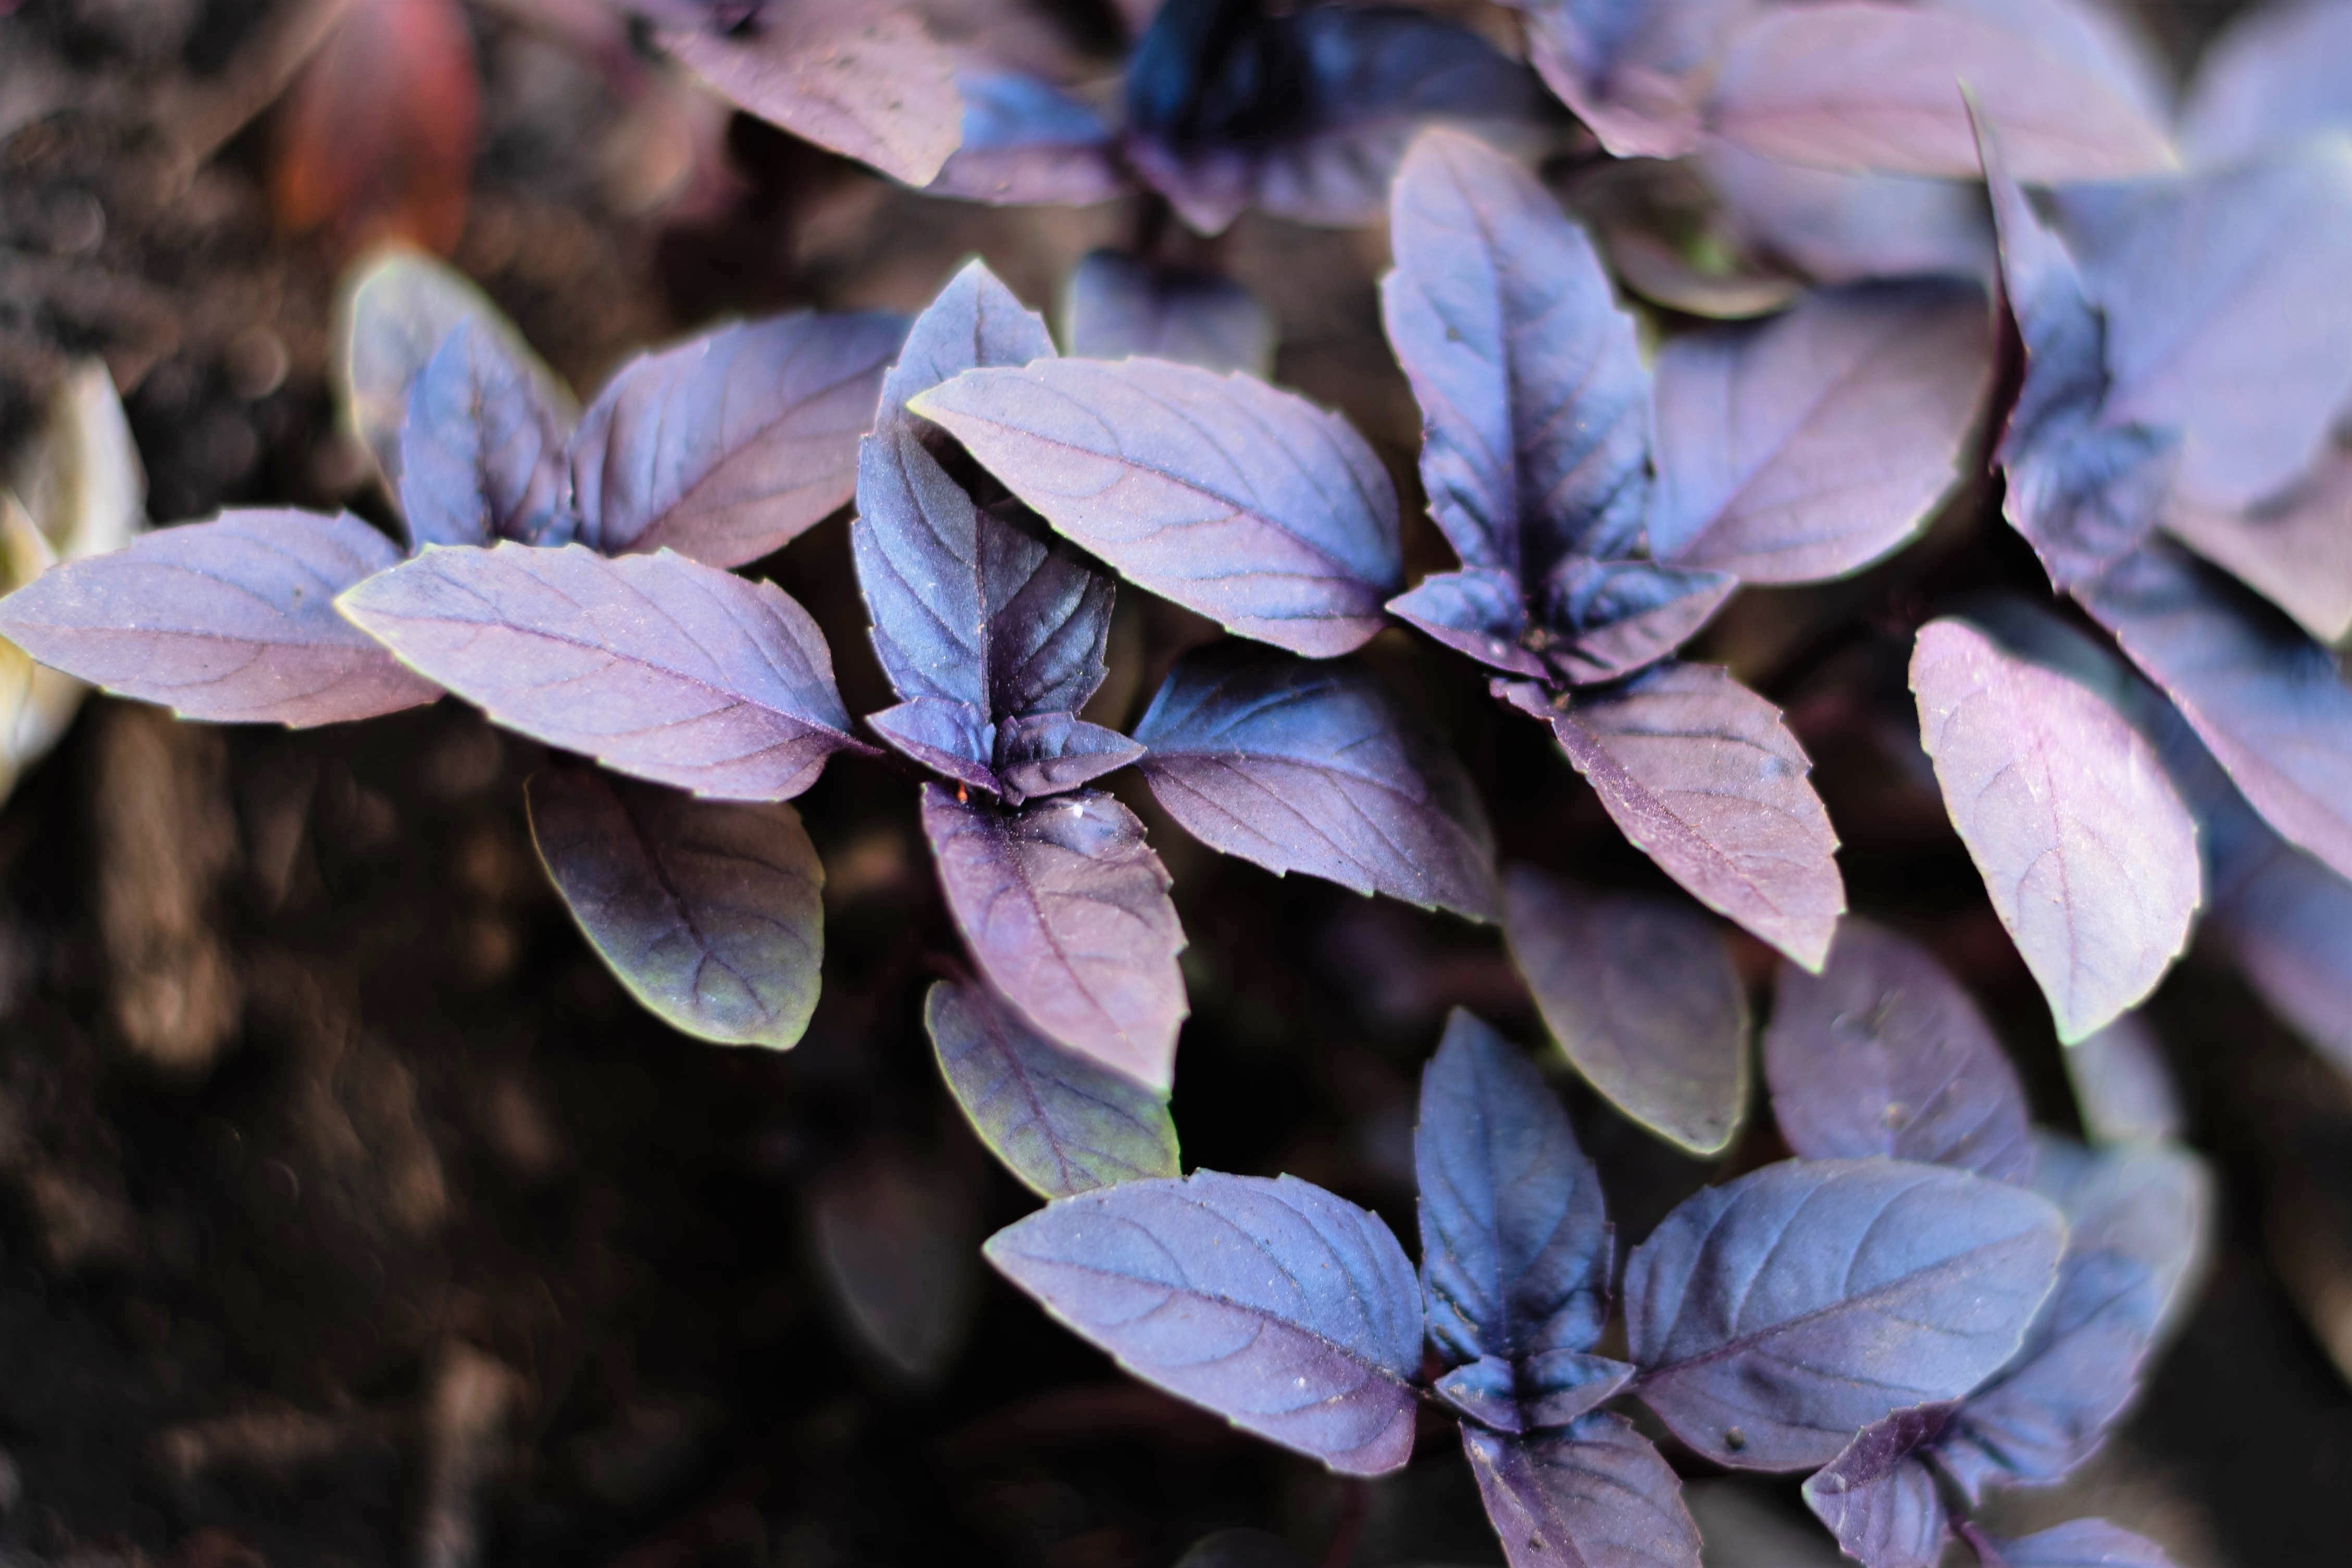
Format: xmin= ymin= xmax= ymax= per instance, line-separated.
xmin=877 ymin=259 xmax=1058 ymax=447
xmin=2078 ymin=543 xmax=2352 ymax=883
xmin=1972 ymin=1521 xmax=2177 ymax=1568
xmin=659 ymin=1 xmax=962 ymax=185
xmin=1623 ymin=1158 xmax=2065 ymax=1470
xmin=1496 ymin=666 xmax=1845 ymax=971
xmin=1383 ymin=129 xmax=1651 ymax=583
xmin=808 ymin=1136 xmax=978 ymax=1383
xmin=1389 ymin=567 xmax=1549 ymax=681
xmin=1517 ymin=0 xmax=1754 ymax=160
xmin=866 ymin=698 xmax=997 ymax=793
xmin=1800 ymin=1405 xmax=1954 ymax=1568
xmin=568 ymin=310 xmax=905 ymax=567
xmin=927 ymin=977 xmax=1179 ymax=1200
xmin=338 ymin=542 xmax=865 ymax=799
xmin=1502 ymin=866 xmax=1749 ymax=1156
xmin=1415 ymin=1011 xmax=1613 ymax=1383
xmin=527 ymin=767 xmax=822 ymax=1049
xmin=995 ymin=713 xmax=1146 ymax=802
xmin=2064 ymin=1016 xmax=2183 ymax=1146
xmin=1133 ymin=643 xmax=1498 ymax=918
xmin=2183 ymin=0 xmax=2352 ymax=165
xmin=1708 ymin=3 xmax=2175 ymax=182
xmin=398 ymin=318 xmax=573 ymax=550
xmin=2212 ymin=837 xmax=2352 ymax=1077
xmin=2163 ymin=438 xmax=2352 ymax=646
xmin=1174 ymin=1530 xmax=1308 ymax=1568
xmin=1536 ymin=559 xmax=1739 ymax=688
xmin=1464 ymin=1415 xmax=1704 ymax=1568
xmin=911 ymin=358 xmax=1401 ymax=656
xmin=1910 ymin=616 xmax=2200 ymax=1040
xmin=927 ymin=70 xmax=1127 ymax=208
xmin=0 ymin=509 xmax=440 ymax=727
xmin=1063 ymin=251 xmax=1273 ymax=378
xmin=983 ymin=1171 xmax=1423 ymax=1474
xmin=1648 ymin=282 xmax=1994 ymax=583
xmin=1762 ymin=918 xmax=2033 ymax=1184
xmin=922 ymin=785 xmax=1186 ymax=1090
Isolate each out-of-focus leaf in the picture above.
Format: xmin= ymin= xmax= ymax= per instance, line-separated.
xmin=1799 ymin=1405 xmax=1953 ymax=1568
xmin=1971 ymin=1521 xmax=2177 ymax=1568
xmin=1174 ymin=1530 xmax=1308 ymax=1568
xmin=1062 ymin=251 xmax=1273 ymax=378
xmin=1910 ymin=615 xmax=2201 ymax=1040
xmin=2031 ymin=1135 xmax=2214 ymax=1339
xmin=1464 ymin=1415 xmax=1704 ymax=1568
xmin=1762 ymin=918 xmax=2034 ymax=1185
xmin=2212 ymin=836 xmax=2352 ymax=1077
xmin=1935 ymin=0 xmax=2174 ymax=131
xmin=527 ymin=767 xmax=822 ymax=1049
xmin=1707 ymin=2 xmax=2175 ymax=182
xmin=1496 ymin=665 xmax=1845 ymax=972
xmin=659 ymin=1 xmax=963 ymax=185
xmin=984 ymin=1170 xmax=1423 ymax=1474
xmin=1517 ymin=0 xmax=1756 ymax=160
xmin=808 ymin=1136 xmax=978 ymax=1383
xmin=2077 ymin=542 xmax=2352 ymax=884
xmin=1648 ymin=282 xmax=1994 ymax=584
xmin=911 ymin=357 xmax=1401 ymax=657
xmin=569 ymin=310 xmax=905 ymax=567
xmin=2163 ymin=438 xmax=2352 ymax=646
xmin=1699 ymin=144 xmax=1995 ymax=288
xmin=1535 ymin=559 xmax=1739 ymax=688
xmin=398 ymin=318 xmax=573 ymax=550
xmin=927 ymin=70 xmax=1127 ymax=207
xmin=1623 ymin=1158 xmax=2066 ymax=1470
xmin=0 ymin=510 xmax=438 ymax=727
xmin=1133 ymin=642 xmax=1498 ymax=918
xmin=338 ymin=542 xmax=864 ymax=798
xmin=927 ymin=977 xmax=1179 ymax=1200
xmin=2182 ymin=0 xmax=2352 ymax=166
xmin=1502 ymin=866 xmax=1749 ymax=1157
xmin=922 ymin=785 xmax=1186 ymax=1090
xmin=2064 ymin=1016 xmax=2184 ymax=1146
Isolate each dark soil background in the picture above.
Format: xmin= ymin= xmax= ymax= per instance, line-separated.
xmin=0 ymin=2 xmax=2347 ymax=1564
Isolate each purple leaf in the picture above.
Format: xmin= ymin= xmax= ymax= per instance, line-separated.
xmin=1382 ymin=129 xmax=1651 ymax=584
xmin=1390 ymin=568 xmax=1549 ymax=682
xmin=994 ymin=713 xmax=1145 ymax=803
xmin=808 ymin=1136 xmax=979 ymax=1382
xmin=926 ymin=70 xmax=1127 ymax=208
xmin=1700 ymin=144 xmax=1995 ymax=288
xmin=2183 ymin=0 xmax=2352 ymax=166
xmin=1936 ymin=0 xmax=2174 ymax=131
xmin=922 ymin=785 xmax=1186 ymax=1091
xmin=2077 ymin=542 xmax=2352 ymax=884
xmin=866 ymin=698 xmax=998 ymax=794
xmin=1415 ymin=1010 xmax=1613 ymax=1384
xmin=1762 ymin=918 xmax=2033 ymax=1185
xmin=1535 ymin=559 xmax=1739 ymax=688
xmin=1648 ymin=283 xmax=1996 ymax=584
xmin=1132 ymin=643 xmax=1499 ymax=919
xmin=1063 ymin=251 xmax=1274 ymax=378
xmin=1501 ymin=866 xmax=1750 ymax=1157
xmin=910 ymin=358 xmax=1401 ymax=657
xmin=982 ymin=1171 xmax=1423 ymax=1474
xmin=1909 ymin=615 xmax=2201 ymax=1041
xmin=2030 ymin=1135 xmax=2213 ymax=1338
xmin=527 ymin=767 xmax=822 ymax=1049
xmin=337 ymin=542 xmax=865 ymax=800
xmin=1707 ymin=3 xmax=2175 ymax=182
xmin=1516 ymin=0 xmax=1757 ymax=160
xmin=658 ymin=1 xmax=962 ymax=185
xmin=397 ymin=318 xmax=573 ymax=550
xmin=876 ymin=259 xmax=1057 ymax=449
xmin=0 ymin=509 xmax=439 ymax=727
xmin=1464 ymin=1415 xmax=1704 ymax=1568
xmin=2212 ymin=837 xmax=2352 ymax=1077
xmin=1799 ymin=1405 xmax=1954 ymax=1568
xmin=1439 ymin=1351 xmax=1634 ymax=1436
xmin=2063 ymin=1016 xmax=2183 ymax=1146
xmin=2163 ymin=436 xmax=2352 ymax=646
xmin=569 ymin=310 xmax=906 ymax=567
xmin=926 ymin=977 xmax=1180 ymax=1200
xmin=1623 ymin=1158 xmax=2066 ymax=1470
xmin=1972 ymin=1520 xmax=2177 ymax=1568
xmin=1496 ymin=665 xmax=1846 ymax=972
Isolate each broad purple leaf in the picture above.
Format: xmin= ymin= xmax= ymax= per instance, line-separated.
xmin=2052 ymin=143 xmax=2352 ymax=511
xmin=658 ymin=2 xmax=962 ymax=185
xmin=2212 ymin=837 xmax=2352 ymax=1077
xmin=1707 ymin=3 xmax=2175 ymax=182
xmin=926 ymin=977 xmax=1179 ymax=1200
xmin=2064 ymin=1016 xmax=2183 ymax=1146
xmin=910 ymin=358 xmax=1401 ymax=657
xmin=927 ymin=70 xmax=1127 ymax=208
xmin=922 ymin=785 xmax=1186 ymax=1090
xmin=527 ymin=767 xmax=822 ymax=1049
xmin=1536 ymin=559 xmax=1739 ymax=688
xmin=2163 ymin=438 xmax=2352 ymax=646
xmin=1517 ymin=0 xmax=1757 ymax=160
xmin=2077 ymin=542 xmax=2352 ymax=884
xmin=1496 ymin=665 xmax=1846 ymax=972
xmin=876 ymin=259 xmax=1057 ymax=448
xmin=1131 ymin=643 xmax=1499 ymax=919
xmin=1063 ymin=251 xmax=1273 ymax=378
xmin=2029 ymin=1135 xmax=2213 ymax=1339
xmin=1648 ymin=282 xmax=1995 ymax=584
xmin=569 ymin=310 xmax=906 ymax=567
xmin=1415 ymin=1010 xmax=1613 ymax=1387
xmin=1909 ymin=616 xmax=2200 ymax=1041
xmin=1936 ymin=0 xmax=2174 ymax=131
xmin=1762 ymin=918 xmax=2033 ymax=1185
xmin=1464 ymin=1415 xmax=1704 ymax=1568
xmin=1800 ymin=1405 xmax=1955 ymax=1568
xmin=0 ymin=509 xmax=439 ymax=727
xmin=1701 ymin=145 xmax=1995 ymax=288
xmin=2183 ymin=0 xmax=2352 ymax=166
xmin=337 ymin=542 xmax=864 ymax=800
xmin=1502 ymin=866 xmax=1749 ymax=1157
xmin=983 ymin=1171 xmax=1423 ymax=1474
xmin=397 ymin=317 xmax=572 ymax=551
xmin=994 ymin=713 xmax=1146 ymax=803
xmin=1972 ymin=1521 xmax=2177 ymax=1568
xmin=1623 ymin=1158 xmax=2065 ymax=1470
xmin=1382 ymin=129 xmax=1651 ymax=583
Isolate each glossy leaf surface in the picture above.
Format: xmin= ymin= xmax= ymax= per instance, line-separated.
xmin=1063 ymin=251 xmax=1273 ymax=378
xmin=528 ymin=768 xmax=822 ymax=1049
xmin=1464 ymin=1415 xmax=1704 ymax=1568
xmin=1800 ymin=1405 xmax=1953 ymax=1568
xmin=397 ymin=317 xmax=571 ymax=550
xmin=984 ymin=1171 xmax=1422 ymax=1474
xmin=1623 ymin=1159 xmax=2065 ymax=1469
xmin=338 ymin=542 xmax=864 ymax=799
xmin=1502 ymin=866 xmax=1749 ymax=1156
xmin=0 ymin=509 xmax=439 ymax=727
